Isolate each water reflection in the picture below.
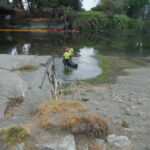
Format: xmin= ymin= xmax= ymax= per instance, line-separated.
xmin=22 ymin=43 xmax=31 ymax=55
xmin=55 ymin=48 xmax=102 ymax=80
xmin=0 ymin=32 xmax=149 ymax=57
xmin=11 ymin=47 xmax=18 ymax=55
xmin=10 ymin=43 xmax=31 ymax=55
xmin=0 ymin=31 xmax=150 ymax=80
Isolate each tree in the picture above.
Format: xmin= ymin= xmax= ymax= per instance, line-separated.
xmin=25 ymin=0 xmax=82 ymax=12
xmin=125 ymin=0 xmax=150 ymax=18
xmin=11 ymin=0 xmax=24 ymax=9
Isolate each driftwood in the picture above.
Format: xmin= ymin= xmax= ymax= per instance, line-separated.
xmin=39 ymin=55 xmax=58 ymax=100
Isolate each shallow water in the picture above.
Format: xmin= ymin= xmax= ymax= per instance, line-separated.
xmin=0 ymin=31 xmax=149 ymax=80
xmin=55 ymin=48 xmax=102 ymax=80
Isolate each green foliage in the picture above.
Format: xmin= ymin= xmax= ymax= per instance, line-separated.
xmin=129 ymin=18 xmax=144 ymax=31
xmin=92 ymin=0 xmax=125 ymax=14
xmin=63 ymin=7 xmax=75 ymax=23
xmin=124 ymin=0 xmax=149 ymax=17
xmin=59 ymin=0 xmax=82 ymax=10
xmin=25 ymin=0 xmax=82 ymax=11
xmin=100 ymin=0 xmax=113 ymax=13
xmin=76 ymin=11 xmax=142 ymax=31
xmin=76 ymin=11 xmax=110 ymax=31
xmin=92 ymin=0 xmax=149 ymax=19
xmin=120 ymin=120 xmax=129 ymax=128
xmin=113 ymin=14 xmax=130 ymax=30
xmin=86 ymin=56 xmax=126 ymax=84
xmin=125 ymin=0 xmax=149 ymax=8
xmin=0 ymin=127 xmax=29 ymax=146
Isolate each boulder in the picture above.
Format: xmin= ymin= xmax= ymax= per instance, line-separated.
xmin=16 ymin=143 xmax=25 ymax=150
xmin=0 ymin=55 xmax=58 ymax=120
xmin=107 ymin=134 xmax=131 ymax=148
xmin=35 ymin=135 xmax=76 ymax=150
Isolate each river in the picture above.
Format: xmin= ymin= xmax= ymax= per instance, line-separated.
xmin=0 ymin=31 xmax=149 ymax=80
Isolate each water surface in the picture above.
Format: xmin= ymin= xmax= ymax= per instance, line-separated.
xmin=0 ymin=31 xmax=149 ymax=80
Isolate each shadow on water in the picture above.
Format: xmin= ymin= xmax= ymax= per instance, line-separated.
xmin=0 ymin=31 xmax=150 ymax=80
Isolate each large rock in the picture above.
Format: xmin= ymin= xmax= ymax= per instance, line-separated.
xmin=0 ymin=69 xmax=28 ymax=98
xmin=15 ymin=143 xmax=25 ymax=150
xmin=0 ymin=96 xmax=7 ymax=119
xmin=107 ymin=134 xmax=131 ymax=148
xmin=0 ymin=55 xmax=58 ymax=121
xmin=35 ymin=135 xmax=76 ymax=150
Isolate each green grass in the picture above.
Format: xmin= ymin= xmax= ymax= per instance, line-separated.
xmin=0 ymin=127 xmax=29 ymax=146
xmin=121 ymin=120 xmax=129 ymax=128
xmin=86 ymin=56 xmax=150 ymax=85
xmin=86 ymin=56 xmax=126 ymax=84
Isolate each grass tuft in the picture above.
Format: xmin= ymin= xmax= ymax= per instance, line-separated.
xmin=14 ymin=65 xmax=39 ymax=72
xmin=0 ymin=127 xmax=29 ymax=146
xmin=86 ymin=56 xmax=126 ymax=84
xmin=39 ymin=100 xmax=109 ymax=138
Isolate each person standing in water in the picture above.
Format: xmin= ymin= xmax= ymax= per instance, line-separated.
xmin=63 ymin=48 xmax=70 ymax=66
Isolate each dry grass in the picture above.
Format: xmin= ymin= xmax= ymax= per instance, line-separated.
xmin=89 ymin=145 xmax=104 ymax=150
xmin=4 ymin=97 xmax=24 ymax=120
xmin=39 ymin=100 xmax=108 ymax=138
xmin=14 ymin=65 xmax=39 ymax=72
xmin=88 ymin=139 xmax=106 ymax=150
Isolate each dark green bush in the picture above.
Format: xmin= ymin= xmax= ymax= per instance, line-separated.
xmin=113 ymin=14 xmax=130 ymax=30
xmin=76 ymin=11 xmax=110 ymax=31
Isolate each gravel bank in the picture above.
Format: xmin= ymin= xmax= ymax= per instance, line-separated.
xmin=60 ymin=66 xmax=150 ymax=150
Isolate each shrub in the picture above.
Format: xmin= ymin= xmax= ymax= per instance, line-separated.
xmin=129 ymin=18 xmax=144 ymax=31
xmin=76 ymin=11 xmax=110 ymax=31
xmin=113 ymin=14 xmax=130 ymax=30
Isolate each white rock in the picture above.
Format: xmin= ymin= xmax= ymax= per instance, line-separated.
xmin=58 ymin=135 xmax=76 ymax=150
xmin=16 ymin=143 xmax=25 ymax=150
xmin=107 ymin=134 xmax=131 ymax=148
xmin=35 ymin=135 xmax=76 ymax=150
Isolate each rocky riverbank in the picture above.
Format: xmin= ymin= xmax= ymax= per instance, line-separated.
xmin=60 ymin=66 xmax=150 ymax=150
xmin=0 ymin=55 xmax=150 ymax=150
